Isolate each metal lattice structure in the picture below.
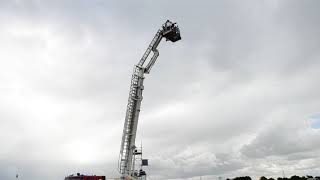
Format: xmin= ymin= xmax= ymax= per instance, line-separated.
xmin=118 ymin=20 xmax=181 ymax=180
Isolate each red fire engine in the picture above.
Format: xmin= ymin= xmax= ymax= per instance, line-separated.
xmin=64 ymin=173 xmax=105 ymax=180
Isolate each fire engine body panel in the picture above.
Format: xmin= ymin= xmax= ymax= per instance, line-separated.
xmin=118 ymin=20 xmax=181 ymax=180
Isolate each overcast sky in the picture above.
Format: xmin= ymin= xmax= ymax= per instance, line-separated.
xmin=1 ymin=0 xmax=320 ymax=180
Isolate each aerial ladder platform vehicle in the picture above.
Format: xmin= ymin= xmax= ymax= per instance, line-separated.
xmin=118 ymin=20 xmax=181 ymax=180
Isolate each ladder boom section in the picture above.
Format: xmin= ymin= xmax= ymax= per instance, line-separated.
xmin=119 ymin=65 xmax=144 ymax=176
xmin=137 ymin=30 xmax=162 ymax=67
xmin=118 ymin=20 xmax=181 ymax=179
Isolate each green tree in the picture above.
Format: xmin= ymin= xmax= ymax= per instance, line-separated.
xmin=290 ymin=175 xmax=301 ymax=180
xmin=233 ymin=176 xmax=252 ymax=180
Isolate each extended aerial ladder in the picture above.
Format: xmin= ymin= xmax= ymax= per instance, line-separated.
xmin=118 ymin=20 xmax=181 ymax=180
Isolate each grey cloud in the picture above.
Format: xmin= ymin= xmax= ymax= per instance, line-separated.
xmin=241 ymin=116 xmax=320 ymax=158
xmin=1 ymin=0 xmax=320 ymax=180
